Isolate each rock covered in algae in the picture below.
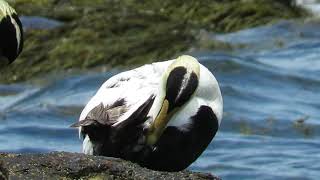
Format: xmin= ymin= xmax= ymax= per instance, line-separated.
xmin=0 ymin=152 xmax=220 ymax=180
xmin=0 ymin=0 xmax=307 ymax=83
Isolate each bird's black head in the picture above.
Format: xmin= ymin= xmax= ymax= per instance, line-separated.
xmin=146 ymin=55 xmax=200 ymax=145
xmin=165 ymin=66 xmax=199 ymax=112
xmin=164 ymin=55 xmax=200 ymax=112
xmin=0 ymin=2 xmax=23 ymax=65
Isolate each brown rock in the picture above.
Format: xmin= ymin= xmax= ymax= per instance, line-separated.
xmin=0 ymin=152 xmax=220 ymax=180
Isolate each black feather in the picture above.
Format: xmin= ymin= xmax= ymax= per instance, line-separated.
xmin=140 ymin=105 xmax=219 ymax=171
xmin=0 ymin=12 xmax=23 ymax=64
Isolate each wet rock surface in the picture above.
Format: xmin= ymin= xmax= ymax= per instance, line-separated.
xmin=0 ymin=152 xmax=220 ymax=180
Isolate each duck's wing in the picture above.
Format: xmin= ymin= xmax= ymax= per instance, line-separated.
xmin=70 ymin=101 xmax=126 ymax=127
xmin=73 ymin=62 xmax=164 ymax=137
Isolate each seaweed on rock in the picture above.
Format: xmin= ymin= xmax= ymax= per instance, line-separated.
xmin=1 ymin=0 xmax=307 ymax=83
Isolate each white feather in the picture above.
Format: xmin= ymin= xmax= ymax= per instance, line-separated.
xmin=83 ymin=135 xmax=93 ymax=155
xmin=10 ymin=16 xmax=21 ymax=54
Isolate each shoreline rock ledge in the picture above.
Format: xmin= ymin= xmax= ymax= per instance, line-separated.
xmin=0 ymin=152 xmax=220 ymax=180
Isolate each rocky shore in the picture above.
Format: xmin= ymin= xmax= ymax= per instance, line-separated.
xmin=0 ymin=152 xmax=220 ymax=180
xmin=1 ymin=0 xmax=307 ymax=83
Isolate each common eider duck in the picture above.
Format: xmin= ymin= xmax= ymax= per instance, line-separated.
xmin=72 ymin=55 xmax=223 ymax=171
xmin=0 ymin=0 xmax=23 ymax=65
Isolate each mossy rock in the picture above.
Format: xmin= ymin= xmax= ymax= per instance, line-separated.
xmin=1 ymin=0 xmax=307 ymax=83
xmin=0 ymin=152 xmax=220 ymax=179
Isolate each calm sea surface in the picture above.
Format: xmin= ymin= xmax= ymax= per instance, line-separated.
xmin=0 ymin=17 xmax=319 ymax=179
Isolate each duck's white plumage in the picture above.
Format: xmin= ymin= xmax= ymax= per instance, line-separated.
xmin=79 ymin=61 xmax=163 ymax=130
xmin=75 ymin=55 xmax=223 ymax=171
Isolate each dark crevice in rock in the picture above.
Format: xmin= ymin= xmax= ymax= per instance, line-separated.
xmin=0 ymin=162 xmax=8 ymax=180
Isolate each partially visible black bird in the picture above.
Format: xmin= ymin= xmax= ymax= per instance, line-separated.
xmin=0 ymin=0 xmax=23 ymax=66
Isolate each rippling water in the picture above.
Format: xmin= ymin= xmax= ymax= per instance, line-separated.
xmin=1 ymin=19 xmax=320 ymax=179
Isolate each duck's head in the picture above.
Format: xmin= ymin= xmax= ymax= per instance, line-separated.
xmin=0 ymin=0 xmax=23 ymax=65
xmin=146 ymin=55 xmax=200 ymax=145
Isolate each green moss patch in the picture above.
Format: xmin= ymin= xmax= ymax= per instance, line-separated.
xmin=1 ymin=0 xmax=307 ymax=83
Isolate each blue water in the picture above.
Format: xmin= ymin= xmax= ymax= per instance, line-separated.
xmin=1 ymin=19 xmax=320 ymax=179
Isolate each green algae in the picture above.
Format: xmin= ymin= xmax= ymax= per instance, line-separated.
xmin=235 ymin=116 xmax=315 ymax=138
xmin=1 ymin=0 xmax=307 ymax=83
xmin=293 ymin=116 xmax=314 ymax=138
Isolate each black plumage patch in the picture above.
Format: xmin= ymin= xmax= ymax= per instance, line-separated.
xmin=108 ymin=98 xmax=125 ymax=109
xmin=165 ymin=67 xmax=199 ymax=112
xmin=74 ymin=95 xmax=155 ymax=156
xmin=102 ymin=95 xmax=155 ymax=157
xmin=0 ymin=13 xmax=23 ymax=64
xmin=174 ymin=72 xmax=198 ymax=107
xmin=140 ymin=105 xmax=219 ymax=171
xmin=165 ymin=66 xmax=186 ymax=111
xmin=71 ymin=103 xmax=112 ymax=146
xmin=114 ymin=96 xmax=154 ymax=131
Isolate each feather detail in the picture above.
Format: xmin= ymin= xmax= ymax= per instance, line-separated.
xmin=71 ymin=99 xmax=127 ymax=127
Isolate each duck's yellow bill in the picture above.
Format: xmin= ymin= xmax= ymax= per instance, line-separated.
xmin=146 ymin=99 xmax=170 ymax=145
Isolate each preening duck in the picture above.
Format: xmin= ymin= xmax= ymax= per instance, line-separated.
xmin=72 ymin=55 xmax=223 ymax=171
xmin=0 ymin=0 xmax=23 ymax=65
